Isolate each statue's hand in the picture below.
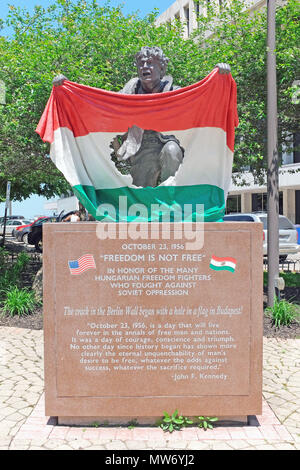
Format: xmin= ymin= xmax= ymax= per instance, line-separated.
xmin=52 ymin=74 xmax=68 ymax=87
xmin=214 ymin=63 xmax=231 ymax=74
xmin=116 ymin=141 xmax=130 ymax=161
xmin=111 ymin=136 xmax=122 ymax=153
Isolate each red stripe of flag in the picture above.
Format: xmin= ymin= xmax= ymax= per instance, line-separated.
xmin=36 ymin=69 xmax=238 ymax=151
xmin=211 ymin=255 xmax=237 ymax=264
xmin=77 ymin=254 xmax=95 ymax=265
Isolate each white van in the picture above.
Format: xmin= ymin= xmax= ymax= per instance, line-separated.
xmin=223 ymin=212 xmax=300 ymax=261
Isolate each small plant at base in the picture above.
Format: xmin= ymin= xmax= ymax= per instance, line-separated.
xmin=91 ymin=421 xmax=100 ymax=428
xmin=159 ymin=410 xmax=193 ymax=433
xmin=2 ymin=286 xmax=38 ymax=316
xmin=265 ymin=298 xmax=299 ymax=328
xmin=197 ymin=416 xmax=218 ymax=431
xmin=127 ymin=419 xmax=138 ymax=429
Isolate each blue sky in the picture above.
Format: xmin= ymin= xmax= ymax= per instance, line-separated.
xmin=0 ymin=195 xmax=55 ymax=220
xmin=0 ymin=0 xmax=174 ymax=219
xmin=0 ymin=0 xmax=175 ymax=34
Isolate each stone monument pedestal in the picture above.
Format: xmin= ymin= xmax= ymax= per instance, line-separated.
xmin=43 ymin=222 xmax=262 ymax=424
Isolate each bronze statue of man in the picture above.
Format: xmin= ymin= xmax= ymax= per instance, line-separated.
xmin=53 ymin=46 xmax=230 ymax=187
xmin=120 ymin=46 xmax=180 ymax=94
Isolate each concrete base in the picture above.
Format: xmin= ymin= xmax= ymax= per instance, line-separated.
xmin=44 ymin=223 xmax=263 ymax=420
xmin=57 ymin=415 xmax=249 ymax=426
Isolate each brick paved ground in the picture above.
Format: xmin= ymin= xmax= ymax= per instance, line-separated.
xmin=0 ymin=327 xmax=299 ymax=450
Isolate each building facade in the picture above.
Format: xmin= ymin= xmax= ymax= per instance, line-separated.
xmin=156 ymin=0 xmax=300 ymax=224
xmin=44 ymin=193 xmax=79 ymax=216
xmin=156 ymin=0 xmax=267 ymax=39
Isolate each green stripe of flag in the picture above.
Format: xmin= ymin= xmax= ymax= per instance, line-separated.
xmin=73 ymin=184 xmax=225 ymax=222
xmin=209 ymin=264 xmax=235 ymax=273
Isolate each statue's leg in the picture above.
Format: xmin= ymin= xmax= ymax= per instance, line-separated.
xmin=130 ymin=136 xmax=164 ymax=187
xmin=159 ymin=141 xmax=183 ymax=182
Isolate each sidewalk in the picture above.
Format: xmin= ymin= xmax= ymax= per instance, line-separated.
xmin=0 ymin=326 xmax=299 ymax=450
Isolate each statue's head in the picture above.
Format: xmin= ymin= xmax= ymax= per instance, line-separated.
xmin=135 ymin=46 xmax=169 ymax=88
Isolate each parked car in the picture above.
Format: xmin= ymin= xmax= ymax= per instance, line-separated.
xmin=27 ymin=211 xmax=76 ymax=252
xmin=295 ymin=225 xmax=300 ymax=245
xmin=15 ymin=225 xmax=32 ymax=244
xmin=0 ymin=215 xmax=25 ymax=224
xmin=13 ymin=217 xmax=47 ymax=240
xmin=223 ymin=212 xmax=300 ymax=261
xmin=0 ymin=219 xmax=31 ymax=236
xmin=27 ymin=216 xmax=57 ymax=252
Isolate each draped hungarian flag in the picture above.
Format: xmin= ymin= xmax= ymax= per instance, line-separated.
xmin=36 ymin=69 xmax=238 ymax=222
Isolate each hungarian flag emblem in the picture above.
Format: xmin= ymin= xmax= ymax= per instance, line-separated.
xmin=36 ymin=70 xmax=238 ymax=222
xmin=209 ymin=255 xmax=237 ymax=273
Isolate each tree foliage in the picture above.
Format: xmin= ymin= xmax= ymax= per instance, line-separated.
xmin=190 ymin=0 xmax=300 ymax=184
xmin=0 ymin=0 xmax=299 ymax=200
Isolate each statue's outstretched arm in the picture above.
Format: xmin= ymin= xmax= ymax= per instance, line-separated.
xmin=214 ymin=63 xmax=231 ymax=74
xmin=52 ymin=74 xmax=68 ymax=87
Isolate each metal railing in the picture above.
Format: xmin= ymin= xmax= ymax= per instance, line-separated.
xmin=263 ymin=258 xmax=300 ymax=273
xmin=4 ymin=252 xmax=42 ymax=264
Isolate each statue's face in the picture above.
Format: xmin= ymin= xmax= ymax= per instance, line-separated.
xmin=136 ymin=54 xmax=163 ymax=89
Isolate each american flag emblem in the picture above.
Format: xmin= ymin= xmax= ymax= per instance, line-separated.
xmin=68 ymin=254 xmax=96 ymax=275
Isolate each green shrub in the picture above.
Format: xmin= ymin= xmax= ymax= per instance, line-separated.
xmin=196 ymin=416 xmax=219 ymax=431
xmin=2 ymin=286 xmax=37 ymax=317
xmin=0 ymin=249 xmax=30 ymax=298
xmin=280 ymin=272 xmax=300 ymax=288
xmin=263 ymin=271 xmax=300 ymax=288
xmin=265 ymin=298 xmax=299 ymax=328
xmin=158 ymin=410 xmax=193 ymax=433
xmin=157 ymin=411 xmax=218 ymax=433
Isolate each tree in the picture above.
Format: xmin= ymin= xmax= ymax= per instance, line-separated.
xmin=190 ymin=0 xmax=300 ymax=184
xmin=0 ymin=0 xmax=299 ymax=200
xmin=0 ymin=0 xmax=187 ymax=201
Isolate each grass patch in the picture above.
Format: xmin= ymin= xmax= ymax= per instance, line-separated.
xmin=1 ymin=286 xmax=39 ymax=317
xmin=265 ymin=298 xmax=300 ymax=328
xmin=0 ymin=248 xmax=30 ymax=298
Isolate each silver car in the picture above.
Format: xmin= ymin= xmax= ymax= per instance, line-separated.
xmin=223 ymin=212 xmax=300 ymax=261
xmin=0 ymin=219 xmax=31 ymax=236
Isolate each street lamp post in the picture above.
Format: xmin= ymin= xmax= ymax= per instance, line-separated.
xmin=0 ymin=81 xmax=8 ymax=248
xmin=1 ymin=181 xmax=11 ymax=248
xmin=267 ymin=0 xmax=279 ymax=307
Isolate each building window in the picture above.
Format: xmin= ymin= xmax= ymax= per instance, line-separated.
xmin=281 ymin=133 xmax=294 ymax=165
xmin=279 ymin=191 xmax=283 ymax=214
xmin=280 ymin=131 xmax=300 ymax=165
xmin=226 ymin=195 xmax=241 ymax=214
xmin=296 ymin=190 xmax=300 ymax=224
xmin=252 ymin=193 xmax=267 ymax=212
xmin=294 ymin=132 xmax=300 ymax=163
xmin=184 ymin=7 xmax=190 ymax=36
xmin=0 ymin=80 xmax=6 ymax=105
xmin=194 ymin=1 xmax=200 ymax=18
xmin=252 ymin=192 xmax=283 ymax=214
